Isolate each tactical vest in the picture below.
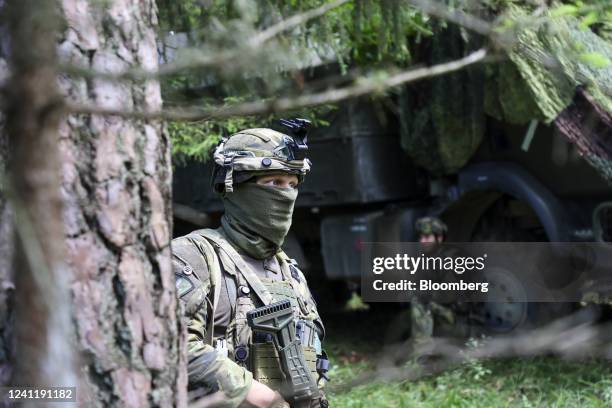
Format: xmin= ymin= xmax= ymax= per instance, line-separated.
xmin=180 ymin=228 xmax=322 ymax=392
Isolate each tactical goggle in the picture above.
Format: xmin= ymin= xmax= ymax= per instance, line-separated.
xmin=273 ymin=135 xmax=308 ymax=161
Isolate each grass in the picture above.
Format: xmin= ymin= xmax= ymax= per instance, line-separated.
xmin=321 ymin=308 xmax=612 ymax=408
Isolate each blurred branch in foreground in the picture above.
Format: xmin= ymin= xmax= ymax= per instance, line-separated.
xmin=333 ymin=308 xmax=611 ymax=392
xmin=173 ymin=203 xmax=213 ymax=228
xmin=59 ymin=0 xmax=350 ymax=82
xmin=66 ymin=48 xmax=488 ymax=121
xmin=407 ymin=0 xmax=493 ymax=36
xmin=5 ymin=0 xmax=76 ymax=391
xmin=58 ymin=0 xmax=594 ymax=85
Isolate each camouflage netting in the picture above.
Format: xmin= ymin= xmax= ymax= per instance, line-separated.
xmin=402 ymin=4 xmax=612 ymax=180
xmin=505 ymin=6 xmax=612 ymax=121
xmin=484 ymin=61 xmax=545 ymax=124
xmin=488 ymin=5 xmax=612 ymax=181
xmin=399 ymin=23 xmax=485 ymax=175
xmin=555 ymin=87 xmax=612 ymax=181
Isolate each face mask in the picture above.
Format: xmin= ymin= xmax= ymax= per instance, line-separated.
xmin=220 ymin=183 xmax=297 ymax=259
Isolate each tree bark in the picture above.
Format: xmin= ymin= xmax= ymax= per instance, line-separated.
xmin=58 ymin=0 xmax=186 ymax=406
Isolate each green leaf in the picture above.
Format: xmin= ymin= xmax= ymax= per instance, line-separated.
xmin=551 ymin=5 xmax=579 ymax=17
xmin=579 ymin=52 xmax=612 ymax=68
xmin=579 ymin=11 xmax=599 ymax=30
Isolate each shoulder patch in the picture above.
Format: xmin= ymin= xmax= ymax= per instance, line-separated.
xmin=171 ymin=235 xmax=211 ymax=282
xmin=175 ymin=274 xmax=195 ymax=297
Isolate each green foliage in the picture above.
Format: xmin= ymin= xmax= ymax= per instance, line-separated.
xmin=159 ymin=0 xmax=432 ymax=65
xmin=322 ymin=309 xmax=612 ymax=407
xmin=327 ymin=343 xmax=612 ymax=407
xmin=170 ymin=97 xmax=335 ymax=163
xmin=549 ymin=1 xmax=612 ymax=39
xmin=158 ymin=0 xmax=612 ymax=165
xmin=344 ymin=291 xmax=371 ymax=311
xmin=328 ymin=357 xmax=612 ymax=407
xmin=157 ymin=1 xmax=435 ymax=162
xmin=461 ymin=337 xmax=493 ymax=381
xmin=579 ymin=52 xmax=611 ymax=68
xmin=169 ymin=121 xmax=221 ymax=164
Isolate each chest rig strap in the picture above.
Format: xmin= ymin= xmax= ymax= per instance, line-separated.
xmin=185 ymin=233 xmax=223 ymax=346
xmin=276 ymin=251 xmax=311 ymax=316
xmin=194 ymin=229 xmax=272 ymax=366
xmin=194 ymin=228 xmax=274 ymax=306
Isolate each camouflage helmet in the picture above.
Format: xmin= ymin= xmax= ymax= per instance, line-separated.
xmin=415 ymin=216 xmax=448 ymax=236
xmin=212 ymin=128 xmax=311 ymax=193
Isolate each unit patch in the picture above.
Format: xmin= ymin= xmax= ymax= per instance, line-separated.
xmin=176 ymin=275 xmax=195 ymax=297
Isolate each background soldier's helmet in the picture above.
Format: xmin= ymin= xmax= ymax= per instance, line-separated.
xmin=211 ymin=128 xmax=311 ymax=193
xmin=415 ymin=216 xmax=448 ymax=236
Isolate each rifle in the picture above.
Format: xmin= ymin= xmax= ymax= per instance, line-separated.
xmin=247 ymin=300 xmax=320 ymax=405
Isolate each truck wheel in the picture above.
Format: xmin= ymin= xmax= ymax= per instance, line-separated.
xmin=467 ymin=198 xmax=574 ymax=334
xmin=471 ymin=267 xmax=529 ymax=334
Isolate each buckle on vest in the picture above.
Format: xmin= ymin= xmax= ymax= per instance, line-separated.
xmin=214 ymin=338 xmax=228 ymax=359
xmin=235 ymin=345 xmax=249 ymax=363
xmin=316 ymin=350 xmax=330 ymax=382
xmin=296 ymin=320 xmax=316 ymax=347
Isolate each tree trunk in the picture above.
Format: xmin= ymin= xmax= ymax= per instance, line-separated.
xmin=58 ymin=0 xmax=186 ymax=406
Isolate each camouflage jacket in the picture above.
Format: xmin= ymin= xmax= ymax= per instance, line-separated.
xmin=172 ymin=228 xmax=325 ymax=407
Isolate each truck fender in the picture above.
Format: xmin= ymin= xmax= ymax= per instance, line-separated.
xmin=455 ymin=162 xmax=570 ymax=242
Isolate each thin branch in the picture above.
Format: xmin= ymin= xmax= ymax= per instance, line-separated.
xmin=407 ymin=0 xmax=493 ymax=36
xmin=66 ymin=48 xmax=489 ymax=121
xmin=59 ymin=0 xmax=350 ymax=81
xmin=405 ymin=0 xmax=571 ymax=72
xmin=253 ymin=0 xmax=350 ymax=45
xmin=332 ymin=309 xmax=611 ymax=392
xmin=406 ymin=0 xmax=547 ymax=49
xmin=173 ymin=203 xmax=212 ymax=227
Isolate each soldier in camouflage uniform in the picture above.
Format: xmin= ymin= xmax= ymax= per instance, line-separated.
xmin=409 ymin=216 xmax=453 ymax=357
xmin=173 ymin=126 xmax=329 ymax=408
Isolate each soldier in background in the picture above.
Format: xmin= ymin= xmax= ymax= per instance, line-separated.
xmin=173 ymin=124 xmax=329 ymax=408
xmin=410 ymin=216 xmax=454 ymax=358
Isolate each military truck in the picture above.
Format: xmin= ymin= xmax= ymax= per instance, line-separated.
xmin=172 ymin=10 xmax=612 ymax=334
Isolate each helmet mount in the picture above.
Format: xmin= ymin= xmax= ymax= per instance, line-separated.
xmin=278 ymin=118 xmax=311 ymax=161
xmin=211 ymin=121 xmax=312 ymax=193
